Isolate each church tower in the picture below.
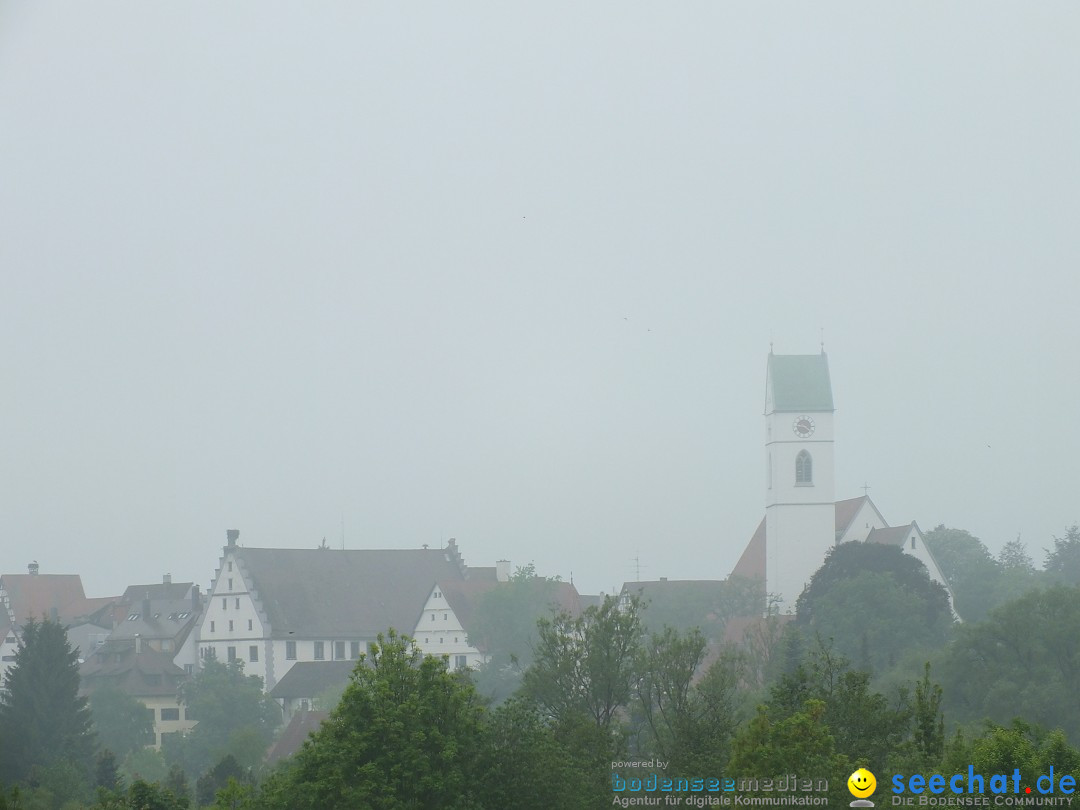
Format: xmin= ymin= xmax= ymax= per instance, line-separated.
xmin=763 ymin=351 xmax=835 ymax=612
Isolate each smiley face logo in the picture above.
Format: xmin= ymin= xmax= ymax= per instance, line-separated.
xmin=848 ymin=768 xmax=876 ymax=798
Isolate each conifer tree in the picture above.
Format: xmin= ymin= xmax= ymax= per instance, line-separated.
xmin=0 ymin=617 xmax=95 ymax=785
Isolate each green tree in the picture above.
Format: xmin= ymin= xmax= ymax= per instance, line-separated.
xmin=634 ymin=627 xmax=707 ymax=764
xmin=165 ymin=659 xmax=280 ymax=779
xmin=476 ymin=698 xmax=595 ymax=810
xmin=795 ymin=542 xmax=953 ymax=670
xmin=95 ymin=750 xmax=122 ymax=793
xmin=1044 ymin=525 xmax=1080 ymax=584
xmin=268 ymin=629 xmax=484 ymax=810
xmin=120 ymin=748 xmax=166 ymax=786
xmin=728 ymin=699 xmax=852 ymax=806
xmin=766 ymin=642 xmax=912 ymax=768
xmin=89 ymin=686 xmax=154 ymax=760
xmin=924 ymin=526 xmax=1004 ymax=621
xmin=524 ymin=593 xmax=644 ymax=730
xmin=0 ymin=618 xmax=95 ymax=787
xmin=196 ymin=755 xmax=245 ymax=807
xmin=940 ymin=585 xmax=1080 ymax=741
xmin=468 ymin=565 xmax=567 ymax=701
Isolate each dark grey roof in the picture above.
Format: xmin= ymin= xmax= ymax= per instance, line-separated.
xmin=867 ymin=524 xmax=915 ymax=546
xmin=110 ymin=597 xmax=200 ymax=642
xmin=766 ymin=353 xmax=834 ymax=413
xmin=269 ymin=660 xmax=360 ymax=699
xmin=235 ymin=547 xmax=466 ymax=639
xmin=121 ymin=582 xmax=195 ymax=603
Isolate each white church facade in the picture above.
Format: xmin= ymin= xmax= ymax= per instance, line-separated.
xmin=731 ymin=351 xmax=956 ymax=616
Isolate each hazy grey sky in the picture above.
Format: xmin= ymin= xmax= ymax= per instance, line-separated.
xmin=2 ymin=3 xmax=1078 ymax=599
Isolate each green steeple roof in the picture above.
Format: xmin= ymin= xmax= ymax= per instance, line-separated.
xmin=766 ymin=353 xmax=834 ymax=413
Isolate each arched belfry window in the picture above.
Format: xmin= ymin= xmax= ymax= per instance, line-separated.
xmin=795 ymin=450 xmax=813 ymax=484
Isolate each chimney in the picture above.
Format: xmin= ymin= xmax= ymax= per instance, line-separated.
xmin=192 ymin=584 xmax=200 ymax=610
xmin=135 ymin=635 xmax=141 ymax=654
xmin=28 ymin=561 xmax=39 ymax=576
xmin=226 ymin=529 xmax=239 ymax=547
xmin=142 ymin=591 xmax=151 ymax=619
xmin=163 ymin=573 xmax=172 ymax=586
xmin=496 ymin=560 xmax=511 ymax=582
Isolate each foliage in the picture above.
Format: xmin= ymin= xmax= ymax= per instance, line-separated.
xmin=1044 ymin=525 xmax=1080 ymax=585
xmin=0 ymin=618 xmax=95 ymax=788
xmin=924 ymin=525 xmax=1008 ymax=621
xmin=165 ymin=659 xmax=280 ymax=779
xmin=89 ymin=686 xmax=154 ymax=760
xmin=196 ymin=756 xmax=245 ymax=807
xmin=468 ymin=565 xmax=567 ymax=700
xmin=120 ymin=748 xmax=166 ymax=786
xmin=945 ymin=720 xmax=1080 ymax=798
xmin=631 ymin=575 xmax=763 ymax=641
xmin=476 ymin=699 xmax=595 ymax=810
xmin=94 ymin=751 xmax=122 ymax=793
xmin=266 ymin=629 xmax=484 ymax=810
xmin=523 ymin=593 xmax=644 ymax=730
xmin=765 ymin=641 xmax=913 ymax=767
xmin=634 ymin=627 xmax=707 ymax=764
xmin=940 ymin=585 xmax=1080 ymax=741
xmin=795 ymin=542 xmax=953 ymax=670
xmin=728 ymin=699 xmax=852 ymax=806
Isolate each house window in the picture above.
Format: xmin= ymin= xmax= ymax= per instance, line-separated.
xmin=249 ymin=645 xmax=259 ymax=662
xmin=440 ymin=638 xmax=444 ymax=644
xmin=334 ymin=641 xmax=345 ymax=660
xmin=454 ymin=637 xmax=458 ymax=643
xmin=227 ymin=646 xmax=237 ymax=662
xmin=222 ymin=598 xmax=227 ymax=610
xmin=434 ymin=591 xmax=441 ymax=598
xmin=455 ymin=655 xmax=467 ymax=670
xmin=314 ymin=641 xmax=325 ymax=660
xmin=160 ymin=708 xmax=180 ymax=721
xmin=430 ymin=613 xmax=435 ymax=622
xmin=911 ymin=537 xmax=916 ymax=550
xmin=210 ymin=621 xmax=215 ymax=633
xmin=286 ymin=641 xmax=296 ymax=660
xmin=248 ymin=619 xmax=253 ymax=631
xmin=425 ymin=638 xmax=430 ymax=644
xmin=350 ymin=641 xmax=361 ymax=659
xmin=795 ymin=450 xmax=813 ymax=484
xmin=235 ymin=598 xmax=240 ymax=609
xmin=228 ymin=578 xmax=233 ymax=590
xmin=185 ymin=664 xmax=194 ymax=674
xmin=228 ymin=620 xmax=234 ymax=631
xmin=228 ymin=562 xmax=233 ymax=572
xmin=443 ymin=613 xmax=447 ymax=621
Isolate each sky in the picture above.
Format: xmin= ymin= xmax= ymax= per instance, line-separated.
xmin=2 ymin=2 xmax=1078 ymax=600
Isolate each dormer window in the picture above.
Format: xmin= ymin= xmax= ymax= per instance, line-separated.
xmin=795 ymin=450 xmax=813 ymax=485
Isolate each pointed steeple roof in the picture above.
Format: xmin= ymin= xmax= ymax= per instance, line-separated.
xmin=765 ymin=352 xmax=834 ymax=413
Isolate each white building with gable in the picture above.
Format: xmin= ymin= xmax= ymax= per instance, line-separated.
xmin=732 ymin=351 xmax=956 ymax=616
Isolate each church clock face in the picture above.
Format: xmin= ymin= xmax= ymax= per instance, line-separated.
xmin=793 ymin=415 xmax=816 ymax=438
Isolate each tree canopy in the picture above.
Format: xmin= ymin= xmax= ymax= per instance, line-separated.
xmin=795 ymin=541 xmax=953 ymax=670
xmin=0 ymin=618 xmax=95 ymax=787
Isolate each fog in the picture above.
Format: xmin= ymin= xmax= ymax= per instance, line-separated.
xmin=1 ymin=2 xmax=1077 ymax=598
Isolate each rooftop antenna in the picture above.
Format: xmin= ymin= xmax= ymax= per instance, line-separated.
xmin=820 ymin=327 xmax=825 ymax=353
xmin=341 ymin=514 xmax=345 ymax=550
